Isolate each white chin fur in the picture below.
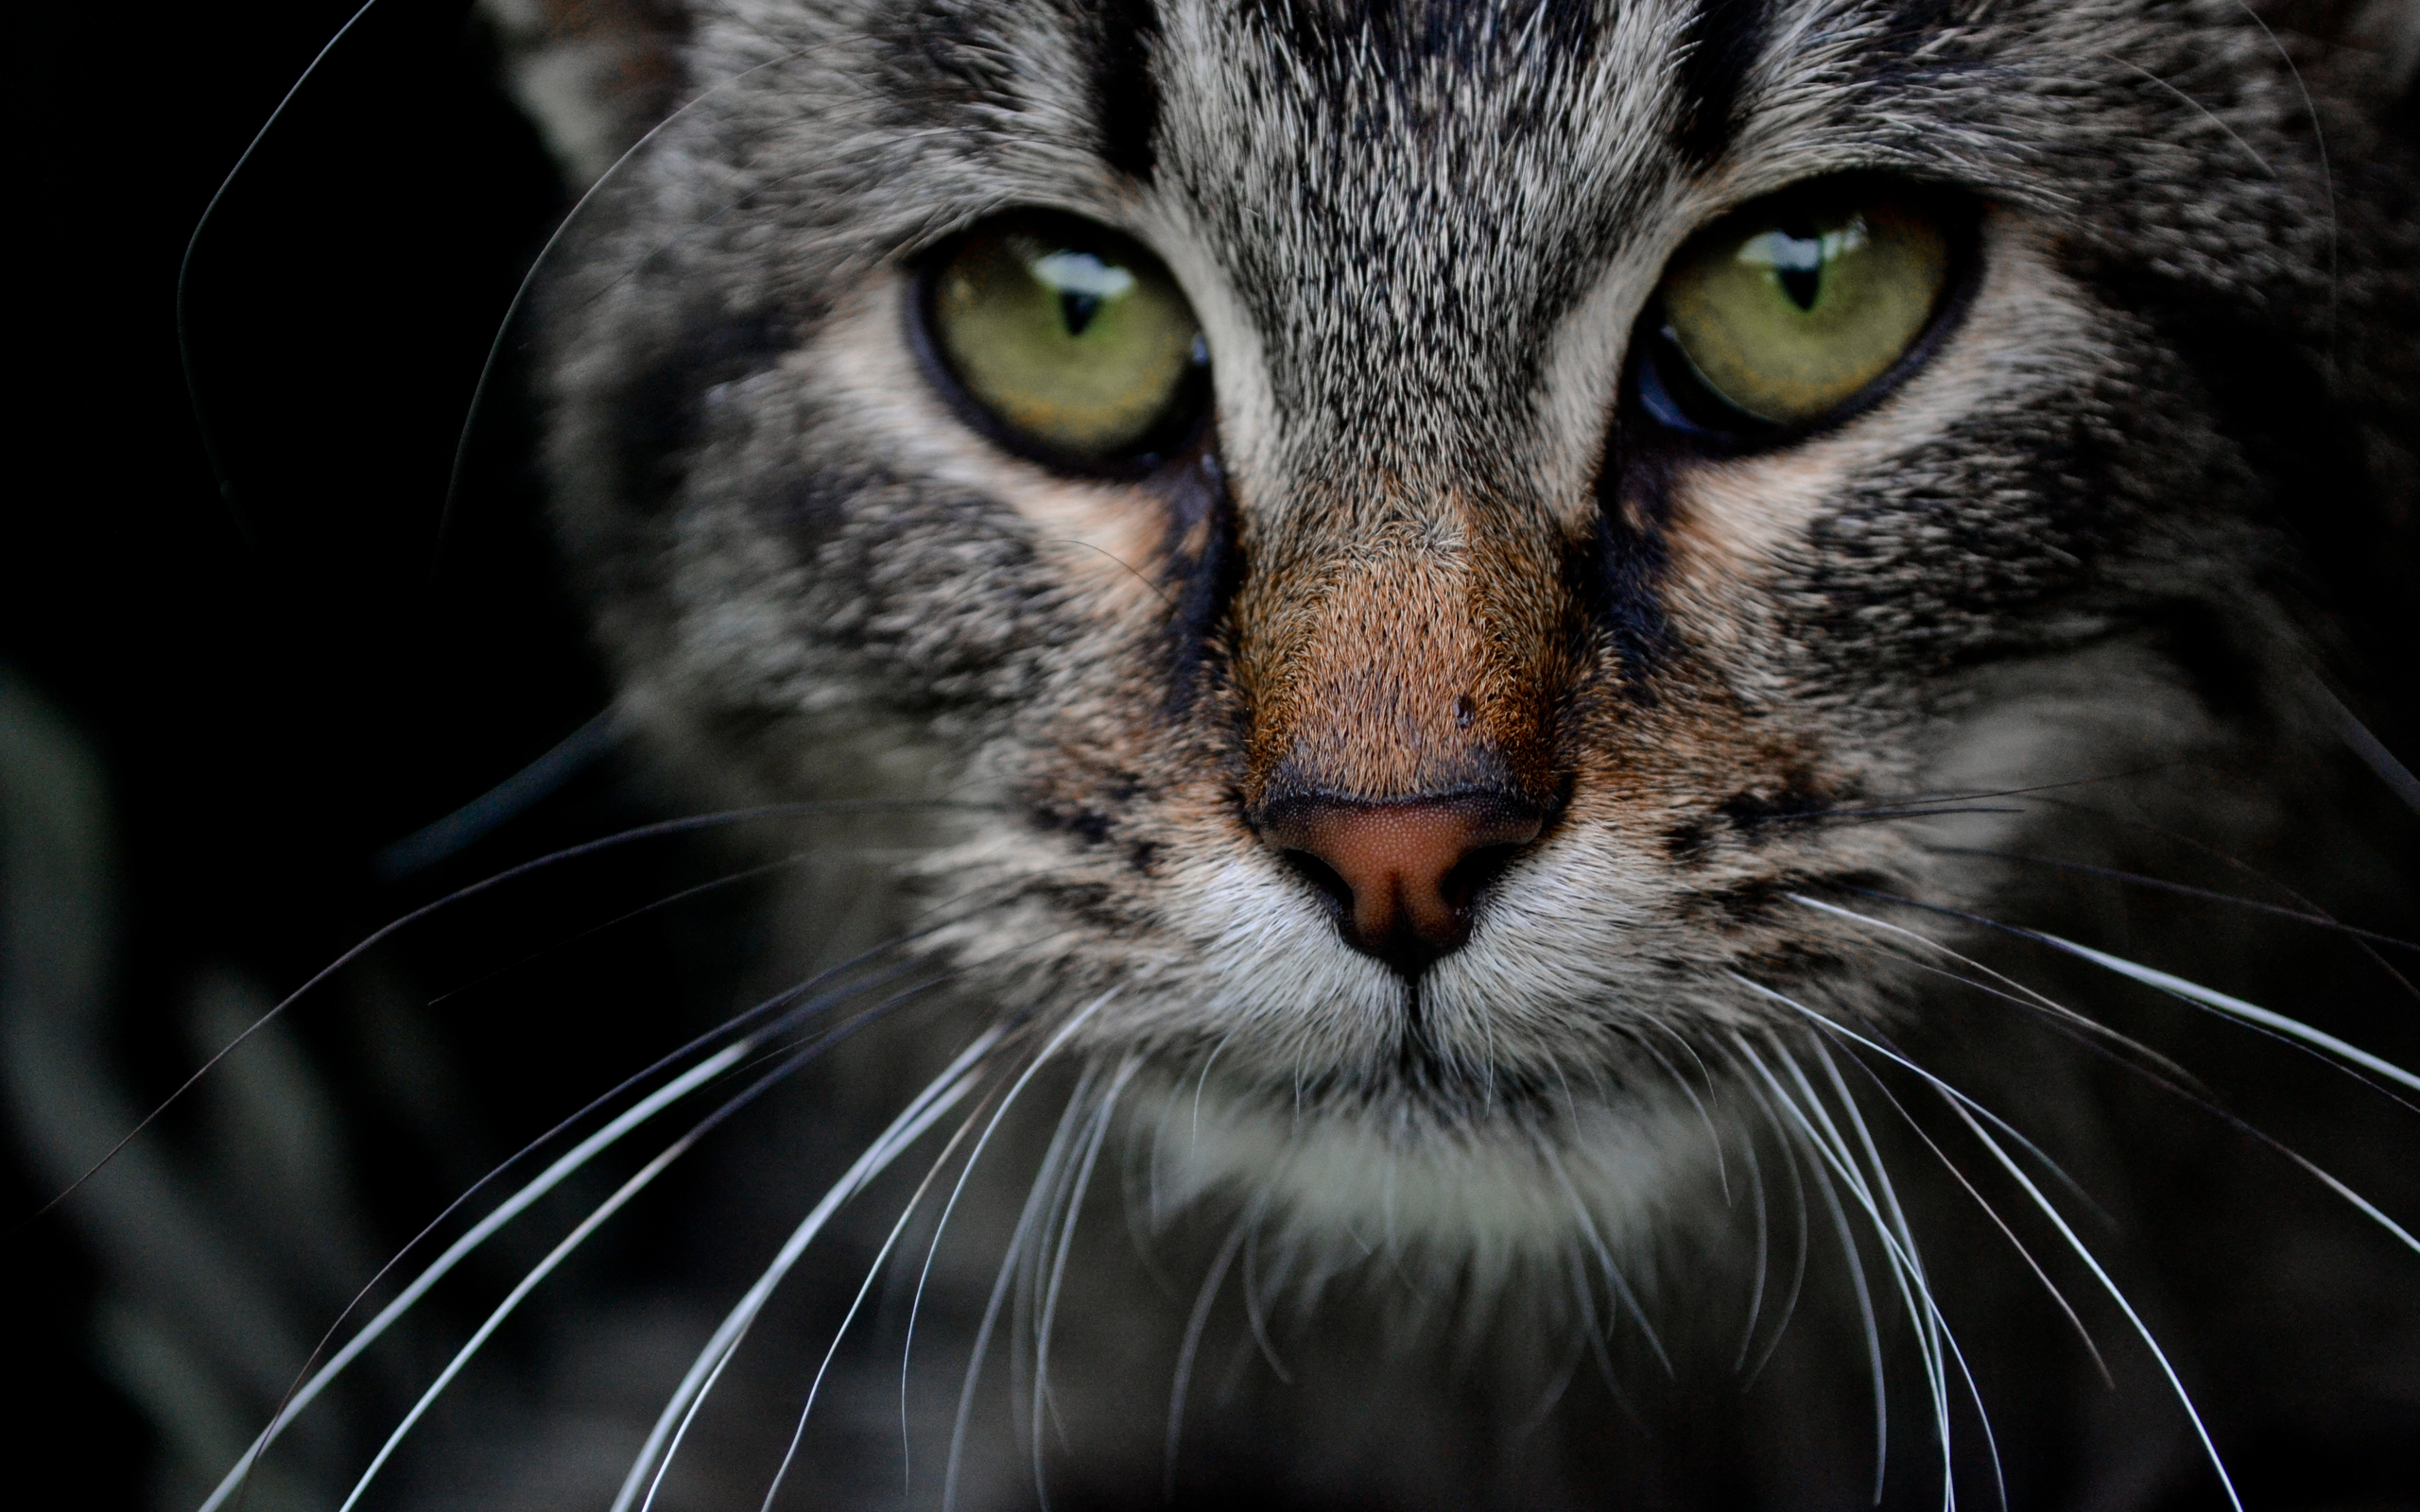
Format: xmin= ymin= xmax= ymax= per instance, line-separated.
xmin=1135 ymin=1069 xmax=1718 ymax=1274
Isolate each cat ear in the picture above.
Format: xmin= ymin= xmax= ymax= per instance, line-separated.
xmin=478 ymin=0 xmax=690 ymax=189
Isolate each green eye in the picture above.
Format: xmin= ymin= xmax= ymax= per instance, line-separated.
xmin=1657 ymin=192 xmax=1951 ymax=427
xmin=929 ymin=218 xmax=1207 ymax=460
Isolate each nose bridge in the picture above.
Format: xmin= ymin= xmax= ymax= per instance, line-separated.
xmin=1236 ymin=483 xmax=1567 ymax=813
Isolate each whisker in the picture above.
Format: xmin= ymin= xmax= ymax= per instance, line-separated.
xmin=1763 ymin=999 xmax=2248 ymax=1511
xmin=374 ymin=709 xmax=626 ymax=879
xmin=199 ymin=1038 xmax=752 ymax=1512
xmin=1758 ymin=1034 xmax=1949 ymax=1504
xmin=1510 ymin=1247 xmax=1598 ymax=1437
xmin=1727 ymin=765 xmax=2177 ymax=835
xmin=2097 ymin=52 xmax=2277 ymax=178
xmin=424 ymin=846 xmax=810 ymax=1007
xmin=897 ymin=1055 xmax=1064 ymax=1484
xmin=1948 ymin=1093 xmax=2242 ymax=1509
xmin=1808 ymin=1040 xmax=2000 ymax=1508
xmin=1237 ymin=1217 xmax=1293 ymax=1384
xmin=1538 ymin=1141 xmax=1670 ymax=1376
xmin=1810 ymin=1022 xmax=2113 ymax=1386
xmin=1725 ymin=1037 xmax=1887 ymax=1486
xmin=1163 ymin=1220 xmax=1249 ymax=1498
xmin=1835 ymin=938 xmax=2420 ymax=1257
xmin=1732 ymin=1054 xmax=1814 ymax=1386
xmin=1039 ymin=538 xmax=1178 ymax=610
xmin=2323 ymin=686 xmax=2420 ymax=816
xmin=2226 ymin=0 xmax=2337 ymax=366
xmin=1924 ymin=846 xmax=2420 ymax=954
xmin=1819 ymin=889 xmax=2420 ymax=1100
xmin=21 ymin=798 xmax=996 ymax=1229
xmin=939 ymin=1000 xmax=1125 ymax=1512
xmin=1779 ymin=897 xmax=2179 ymax=1202
xmin=617 ymin=1013 xmax=1026 ymax=1512
xmin=1754 ymin=1030 xmax=2007 ymax=1510
xmin=757 ymin=1067 xmax=1018 ymax=1511
xmin=203 ymin=936 xmax=957 ymax=1512
xmin=2030 ymin=927 xmax=2420 ymax=1096
xmin=2012 ymin=785 xmax=2420 ymax=1008
xmin=1853 ymin=937 xmax=2213 ymax=1123
xmin=428 ymin=47 xmax=816 ymax=571
xmin=1032 ymin=1059 xmax=1139 ymax=1501
xmin=177 ymin=0 xmax=383 ymax=534
xmin=1730 ymin=1112 xmax=1772 ymax=1371
xmin=337 ymin=976 xmax=954 ymax=1512
xmin=1625 ymin=1018 xmax=1729 ymax=1200
xmin=1013 ymin=1069 xmax=1105 ymax=1462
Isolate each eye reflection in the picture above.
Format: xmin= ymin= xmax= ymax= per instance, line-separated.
xmin=926 ymin=217 xmax=1208 ymax=463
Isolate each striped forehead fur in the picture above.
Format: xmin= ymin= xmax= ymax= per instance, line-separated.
xmin=527 ymin=0 xmax=2414 ymax=1276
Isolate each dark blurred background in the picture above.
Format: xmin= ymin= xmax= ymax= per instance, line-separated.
xmin=9 ymin=2 xmax=633 ymax=1500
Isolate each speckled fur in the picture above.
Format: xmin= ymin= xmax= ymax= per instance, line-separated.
xmin=487 ymin=0 xmax=2420 ymax=1504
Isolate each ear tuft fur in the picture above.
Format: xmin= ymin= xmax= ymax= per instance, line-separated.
xmin=479 ymin=0 xmax=688 ymax=188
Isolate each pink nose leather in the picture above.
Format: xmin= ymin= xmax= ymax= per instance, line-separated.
xmin=1264 ymin=796 xmax=1545 ymax=973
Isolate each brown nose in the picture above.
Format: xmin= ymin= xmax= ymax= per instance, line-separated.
xmin=1262 ymin=795 xmax=1546 ymax=975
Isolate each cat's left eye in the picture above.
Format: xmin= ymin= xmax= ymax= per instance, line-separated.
xmin=1639 ymin=183 xmax=1963 ymax=440
xmin=922 ymin=215 xmax=1208 ymax=467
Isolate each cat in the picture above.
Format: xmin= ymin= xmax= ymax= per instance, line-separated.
xmin=14 ymin=0 xmax=2420 ymax=1507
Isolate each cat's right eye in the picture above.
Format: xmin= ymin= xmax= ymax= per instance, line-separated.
xmin=923 ymin=216 xmax=1208 ymax=467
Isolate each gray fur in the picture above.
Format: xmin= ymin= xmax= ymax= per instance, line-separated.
xmin=495 ymin=0 xmax=2420 ymax=1503
xmin=43 ymin=0 xmax=2418 ymax=1505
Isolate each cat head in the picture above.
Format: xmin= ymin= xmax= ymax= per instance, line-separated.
xmin=511 ymin=0 xmax=2418 ymax=1251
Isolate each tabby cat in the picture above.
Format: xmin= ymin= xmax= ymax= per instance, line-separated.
xmin=30 ymin=0 xmax=2420 ymax=1507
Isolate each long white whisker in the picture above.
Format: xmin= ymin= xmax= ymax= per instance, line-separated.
xmin=1031 ymin=1057 xmax=1137 ymax=1502
xmin=1537 ymin=1141 xmax=1670 ymax=1375
xmin=616 ymin=1021 xmax=1013 ymax=1512
xmin=1750 ymin=1034 xmax=1933 ymax=1504
xmin=199 ymin=1038 xmax=751 ymax=1512
xmin=1795 ymin=892 xmax=2420 ymax=1097
xmin=333 ymin=1037 xmax=800 ymax=1512
xmin=1237 ymin=1217 xmax=1293 ymax=1383
xmin=1763 ymin=998 xmax=2248 ymax=1510
xmin=903 ymin=1040 xmax=1107 ymax=1483
xmin=1732 ymin=1054 xmax=1813 ymax=1384
xmin=942 ymin=1140 xmax=1056 ymax=1512
xmin=1734 ymin=951 xmax=2093 ymax=1205
xmin=1786 ymin=902 xmax=2420 ymax=1254
xmin=1945 ymin=1094 xmax=2242 ymax=1510
xmin=1789 ymin=893 xmax=2203 ymax=1108
xmin=1814 ymin=1020 xmax=2114 ymax=1384
xmin=942 ymin=1004 xmax=1122 ymax=1512
xmin=1726 ymin=1036 xmax=1888 ymax=1488
xmin=1164 ymin=1219 xmax=1249 ymax=1496
xmin=2027 ymin=928 xmax=2420 ymax=1096
xmin=1808 ymin=1039 xmax=2005 ymax=1509
xmin=1815 ymin=1052 xmax=2015 ymax=1512
xmin=1012 ymin=1067 xmax=1106 ymax=1461
xmin=1732 ymin=1111 xmax=1772 ymax=1369
xmin=756 ymin=1074 xmax=1015 ymax=1511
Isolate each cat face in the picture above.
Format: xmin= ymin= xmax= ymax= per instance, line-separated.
xmin=536 ymin=0 xmax=2389 ymax=1247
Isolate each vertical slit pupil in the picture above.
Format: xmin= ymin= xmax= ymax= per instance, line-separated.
xmin=1061 ymin=290 xmax=1101 ymax=335
xmin=1773 ymin=219 xmax=1823 ymax=311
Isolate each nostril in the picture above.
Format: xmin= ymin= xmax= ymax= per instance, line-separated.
xmin=1259 ymin=792 xmax=1547 ymax=974
xmin=1281 ymin=847 xmax=1356 ymax=916
xmin=1440 ymin=840 xmax=1527 ymax=914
